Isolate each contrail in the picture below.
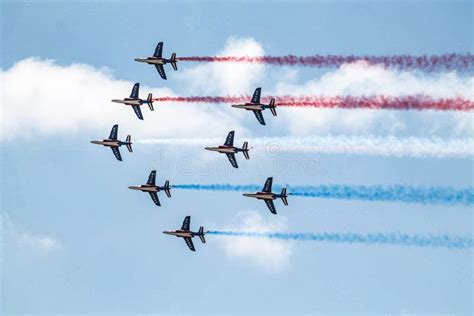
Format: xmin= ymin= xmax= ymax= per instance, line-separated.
xmin=152 ymin=95 xmax=474 ymax=111
xmin=207 ymin=231 xmax=473 ymax=249
xmin=176 ymin=53 xmax=474 ymax=72
xmin=172 ymin=184 xmax=474 ymax=206
xmin=136 ymin=136 xmax=474 ymax=159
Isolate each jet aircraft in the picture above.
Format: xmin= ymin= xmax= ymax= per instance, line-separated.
xmin=111 ymin=83 xmax=153 ymax=120
xmin=128 ymin=170 xmax=171 ymax=206
xmin=204 ymin=131 xmax=250 ymax=168
xmin=134 ymin=42 xmax=178 ymax=80
xmin=163 ymin=216 xmax=206 ymax=252
xmin=90 ymin=124 xmax=132 ymax=161
xmin=243 ymin=177 xmax=288 ymax=214
xmin=231 ymin=87 xmax=276 ymax=125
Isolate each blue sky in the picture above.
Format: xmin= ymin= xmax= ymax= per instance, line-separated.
xmin=1 ymin=0 xmax=473 ymax=314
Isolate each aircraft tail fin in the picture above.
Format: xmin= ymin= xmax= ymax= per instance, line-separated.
xmin=170 ymin=53 xmax=178 ymax=71
xmin=269 ymin=98 xmax=277 ymax=116
xmin=280 ymin=188 xmax=288 ymax=205
xmin=242 ymin=142 xmax=250 ymax=159
xmin=126 ymin=136 xmax=133 ymax=152
xmin=147 ymin=93 xmax=154 ymax=111
xmin=198 ymin=227 xmax=206 ymax=243
xmin=164 ymin=180 xmax=171 ymax=198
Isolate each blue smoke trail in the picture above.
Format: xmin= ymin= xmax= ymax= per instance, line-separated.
xmin=172 ymin=184 xmax=474 ymax=206
xmin=207 ymin=231 xmax=473 ymax=249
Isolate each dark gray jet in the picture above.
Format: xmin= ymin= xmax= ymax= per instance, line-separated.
xmin=243 ymin=177 xmax=288 ymax=214
xmin=90 ymin=124 xmax=132 ymax=161
xmin=134 ymin=42 xmax=178 ymax=80
xmin=204 ymin=131 xmax=250 ymax=168
xmin=128 ymin=170 xmax=171 ymax=206
xmin=163 ymin=216 xmax=206 ymax=252
xmin=231 ymin=87 xmax=276 ymax=126
xmin=111 ymin=83 xmax=154 ymax=120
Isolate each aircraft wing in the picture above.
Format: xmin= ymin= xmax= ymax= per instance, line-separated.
xmin=132 ymin=105 xmax=144 ymax=120
xmin=155 ymin=65 xmax=167 ymax=80
xmin=252 ymin=110 xmax=266 ymax=125
xmin=148 ymin=192 xmax=161 ymax=206
xmin=181 ymin=216 xmax=191 ymax=231
xmin=154 ymin=42 xmax=163 ymax=58
xmin=226 ymin=153 xmax=238 ymax=168
xmin=109 ymin=124 xmax=118 ymax=140
xmin=264 ymin=200 xmax=277 ymax=214
xmin=224 ymin=131 xmax=235 ymax=146
xmin=183 ymin=237 xmax=196 ymax=251
xmin=130 ymin=83 xmax=140 ymax=99
xmin=147 ymin=170 xmax=156 ymax=185
xmin=111 ymin=147 xmax=122 ymax=161
xmin=251 ymin=87 xmax=261 ymax=104
xmin=262 ymin=177 xmax=273 ymax=192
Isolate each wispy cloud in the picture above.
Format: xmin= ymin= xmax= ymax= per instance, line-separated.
xmin=213 ymin=211 xmax=292 ymax=272
xmin=2 ymin=214 xmax=61 ymax=253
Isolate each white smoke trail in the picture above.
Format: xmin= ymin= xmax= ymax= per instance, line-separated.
xmin=136 ymin=136 xmax=474 ymax=158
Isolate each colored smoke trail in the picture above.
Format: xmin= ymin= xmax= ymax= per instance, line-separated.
xmin=172 ymin=184 xmax=474 ymax=206
xmin=207 ymin=231 xmax=473 ymax=249
xmin=153 ymin=95 xmax=474 ymax=111
xmin=136 ymin=136 xmax=474 ymax=158
xmin=176 ymin=53 xmax=474 ymax=72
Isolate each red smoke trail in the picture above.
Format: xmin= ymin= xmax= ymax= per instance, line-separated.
xmin=176 ymin=54 xmax=474 ymax=72
xmin=276 ymin=96 xmax=474 ymax=111
xmin=153 ymin=95 xmax=474 ymax=111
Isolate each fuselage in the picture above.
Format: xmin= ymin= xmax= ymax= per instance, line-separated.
xmin=231 ymin=103 xmax=266 ymax=111
xmin=205 ymin=145 xmax=239 ymax=154
xmin=128 ymin=184 xmax=163 ymax=193
xmin=111 ymin=98 xmax=147 ymax=106
xmin=163 ymin=230 xmax=200 ymax=238
xmin=134 ymin=57 xmax=169 ymax=65
xmin=243 ymin=192 xmax=278 ymax=201
xmin=90 ymin=139 xmax=123 ymax=148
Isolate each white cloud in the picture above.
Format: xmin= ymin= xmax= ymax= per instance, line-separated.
xmin=214 ymin=211 xmax=292 ymax=272
xmin=2 ymin=214 xmax=61 ymax=253
xmin=17 ymin=232 xmax=60 ymax=252
xmin=0 ymin=57 xmax=250 ymax=141
xmin=1 ymin=38 xmax=472 ymax=141
xmin=271 ymin=61 xmax=474 ymax=135
xmin=176 ymin=37 xmax=266 ymax=95
xmin=279 ymin=61 xmax=474 ymax=98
